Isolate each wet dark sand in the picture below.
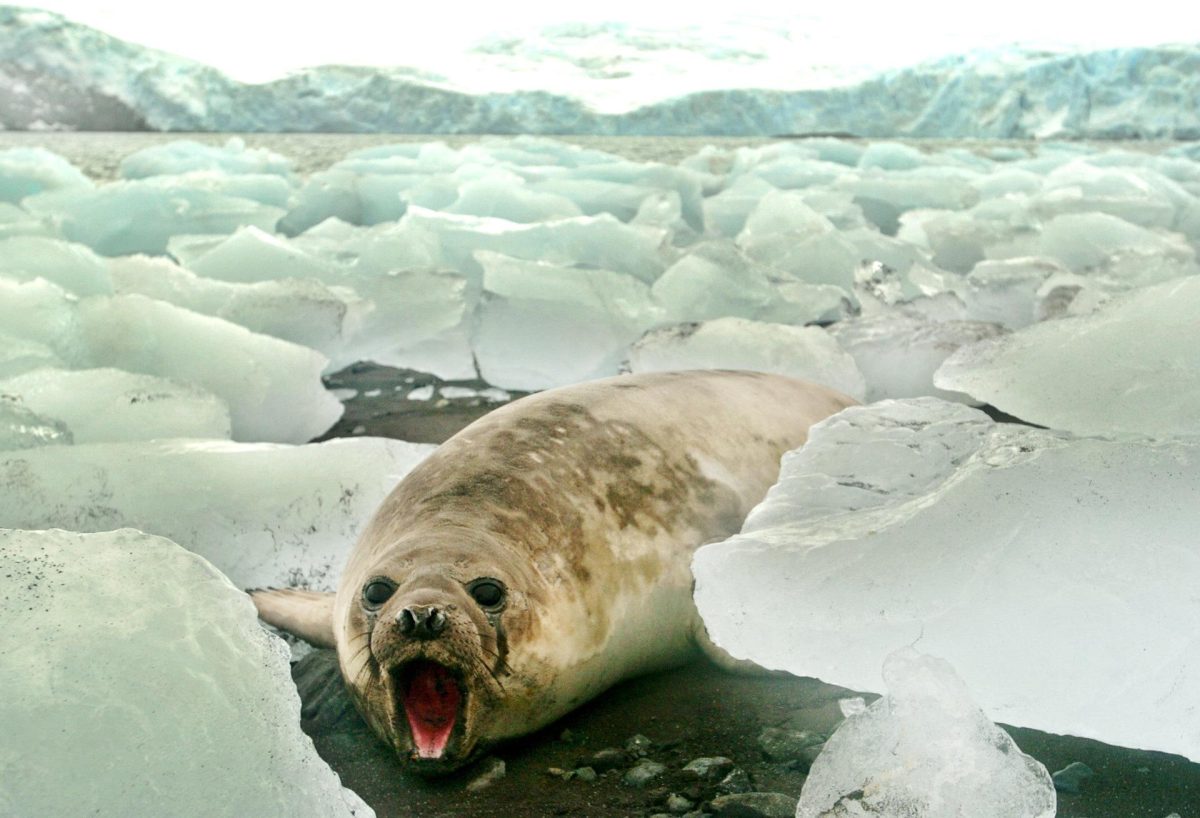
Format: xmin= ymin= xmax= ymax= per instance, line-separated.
xmin=313 ymin=363 xmax=1200 ymax=818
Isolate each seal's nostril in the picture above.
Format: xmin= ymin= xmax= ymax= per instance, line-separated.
xmin=428 ymin=608 xmax=447 ymax=635
xmin=397 ymin=608 xmax=416 ymax=634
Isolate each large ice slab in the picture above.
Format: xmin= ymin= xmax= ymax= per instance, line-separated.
xmin=119 ymin=138 xmax=294 ymax=179
xmin=22 ymin=180 xmax=284 ymax=255
xmin=0 ymin=235 xmax=113 ymax=296
xmin=0 ymin=279 xmax=342 ymax=443
xmin=796 ymin=650 xmax=1055 ymax=818
xmin=626 ymin=318 xmax=865 ymax=401
xmin=0 ymin=394 xmax=72 ymax=450
xmin=694 ymin=398 xmax=1200 ymax=760
xmin=0 ymin=528 xmax=371 ymax=818
xmin=473 ymin=251 xmax=662 ymax=390
xmin=935 ymin=276 xmax=1200 ymax=436
xmin=0 ymin=437 xmax=432 ymax=590
xmin=0 ymin=367 xmax=231 ymax=443
xmin=0 ymin=146 xmax=92 ymax=202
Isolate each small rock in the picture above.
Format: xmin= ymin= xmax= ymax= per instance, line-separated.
xmin=572 ymin=766 xmax=598 ymax=783
xmin=465 ymin=757 xmax=505 ymax=792
xmin=626 ymin=733 xmax=654 ymax=757
xmin=717 ymin=768 xmax=754 ymax=794
xmin=757 ymin=727 xmax=825 ymax=763
xmin=649 ymin=814 xmax=673 ymax=818
xmin=681 ymin=813 xmax=710 ymax=818
xmin=1052 ymin=761 xmax=1095 ymax=794
xmin=559 ymin=728 xmax=578 ymax=744
xmin=667 ymin=793 xmax=696 ymax=814
xmin=546 ymin=766 xmax=569 ymax=779
xmin=623 ymin=760 xmax=668 ymax=788
xmin=710 ymin=791 xmax=797 ymax=818
xmin=682 ymin=756 xmax=735 ymax=779
xmin=588 ymin=747 xmax=629 ymax=772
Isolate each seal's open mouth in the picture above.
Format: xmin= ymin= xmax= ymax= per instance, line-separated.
xmin=395 ymin=660 xmax=462 ymax=759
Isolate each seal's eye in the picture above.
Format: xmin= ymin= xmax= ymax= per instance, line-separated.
xmin=362 ymin=578 xmax=396 ymax=609
xmin=467 ymin=578 xmax=505 ymax=611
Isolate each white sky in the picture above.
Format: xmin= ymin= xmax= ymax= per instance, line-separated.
xmin=19 ymin=1 xmax=1198 ymax=83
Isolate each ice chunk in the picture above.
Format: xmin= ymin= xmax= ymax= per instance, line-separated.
xmin=897 ymin=200 xmax=1040 ymax=274
xmin=828 ymin=311 xmax=1005 ymax=403
xmin=142 ymin=170 xmax=294 ymax=208
xmin=0 ymin=279 xmax=341 ymax=444
xmin=694 ymin=398 xmax=1200 ymax=760
xmin=796 ymin=650 xmax=1055 ymax=818
xmin=1030 ymin=212 xmax=1197 ymax=273
xmin=473 ymin=251 xmax=661 ymax=391
xmin=857 ymin=142 xmax=930 ymax=171
xmin=0 ymin=333 xmax=64 ymax=377
xmin=0 ymin=394 xmax=71 ymax=450
xmin=119 ymin=138 xmax=294 ymax=179
xmin=0 ymin=367 xmax=231 ymax=443
xmin=446 ymin=169 xmax=584 ymax=222
xmin=0 ymin=236 xmax=112 ymax=296
xmin=109 ymin=255 xmax=365 ymax=365
xmin=0 ymin=528 xmax=371 ymax=818
xmin=400 ymin=206 xmax=669 ymax=285
xmin=184 ymin=225 xmax=338 ymax=283
xmin=22 ymin=180 xmax=284 ymax=256
xmin=0 ymin=146 xmax=92 ymax=202
xmin=0 ymin=201 xmax=60 ymax=239
xmin=736 ymin=190 xmax=835 ymax=265
xmin=651 ymin=241 xmax=849 ymax=325
xmin=73 ymin=295 xmax=342 ymax=443
xmin=627 ymin=318 xmax=865 ymax=400
xmin=936 ymin=276 xmax=1200 ymax=436
xmin=0 ymin=437 xmax=432 ymax=590
xmin=911 ymin=257 xmax=1071 ymax=329
xmin=836 ymin=169 xmax=981 ymax=235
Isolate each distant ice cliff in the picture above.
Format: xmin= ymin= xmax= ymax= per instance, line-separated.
xmin=1 ymin=6 xmax=1197 ymax=138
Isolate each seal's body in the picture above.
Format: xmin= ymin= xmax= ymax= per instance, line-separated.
xmin=253 ymin=371 xmax=854 ymax=772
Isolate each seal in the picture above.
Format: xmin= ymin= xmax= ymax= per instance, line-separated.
xmin=252 ymin=370 xmax=855 ymax=773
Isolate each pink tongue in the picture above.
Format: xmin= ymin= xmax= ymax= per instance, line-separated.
xmin=403 ymin=661 xmax=461 ymax=759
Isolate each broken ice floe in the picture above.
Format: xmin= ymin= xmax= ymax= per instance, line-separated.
xmin=119 ymin=137 xmax=294 ymax=180
xmin=0 ymin=146 xmax=92 ymax=202
xmin=0 ymin=278 xmax=341 ymax=444
xmin=694 ymin=398 xmax=1200 ymax=761
xmin=0 ymin=437 xmax=433 ymax=591
xmin=0 ymin=528 xmax=371 ymax=818
xmin=796 ymin=649 xmax=1055 ymax=818
xmin=936 ymin=276 xmax=1200 ymax=436
xmin=626 ymin=318 xmax=865 ymax=401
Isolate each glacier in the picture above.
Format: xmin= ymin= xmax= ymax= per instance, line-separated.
xmin=2 ymin=6 xmax=1200 ymax=138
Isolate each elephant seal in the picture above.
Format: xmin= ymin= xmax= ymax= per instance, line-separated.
xmin=252 ymin=371 xmax=854 ymax=773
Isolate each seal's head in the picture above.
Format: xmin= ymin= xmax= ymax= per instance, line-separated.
xmin=338 ymin=535 xmax=542 ymax=773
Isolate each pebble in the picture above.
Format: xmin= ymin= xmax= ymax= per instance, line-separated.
xmin=682 ymin=756 xmax=735 ymax=779
xmin=756 ymin=727 xmax=825 ymax=764
xmin=572 ymin=766 xmax=598 ymax=783
xmin=623 ymin=759 xmax=668 ymax=788
xmin=465 ymin=757 xmax=505 ymax=792
xmin=589 ymin=747 xmax=629 ymax=771
xmin=710 ymin=792 xmax=797 ymax=818
xmin=626 ymin=733 xmax=654 ymax=757
xmin=667 ymin=793 xmax=695 ymax=814
xmin=717 ymin=768 xmax=754 ymax=794
xmin=1052 ymin=761 xmax=1095 ymax=794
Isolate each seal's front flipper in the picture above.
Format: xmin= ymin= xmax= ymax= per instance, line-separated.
xmin=250 ymin=588 xmax=336 ymax=648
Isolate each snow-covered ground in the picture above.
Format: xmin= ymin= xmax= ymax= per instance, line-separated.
xmin=2 ymin=6 xmax=1199 ymax=137
xmin=2 ymin=133 xmax=1199 ymax=812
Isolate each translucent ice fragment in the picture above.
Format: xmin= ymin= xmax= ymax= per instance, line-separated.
xmin=796 ymin=650 xmax=1055 ymax=818
xmin=0 ymin=235 xmax=112 ymax=296
xmin=119 ymin=138 xmax=294 ymax=179
xmin=0 ymin=394 xmax=71 ymax=450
